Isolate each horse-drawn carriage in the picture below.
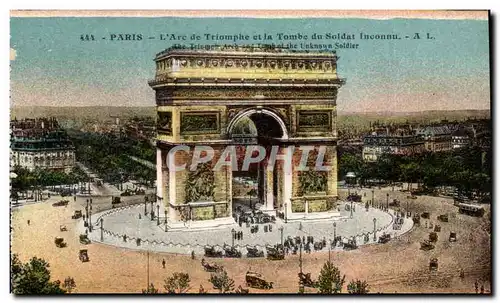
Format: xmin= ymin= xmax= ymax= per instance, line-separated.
xmin=343 ymin=238 xmax=357 ymax=251
xmin=434 ymin=225 xmax=441 ymax=232
xmin=378 ymin=233 xmax=391 ymax=244
xmin=412 ymin=213 xmax=421 ymax=225
xmin=449 ymin=232 xmax=457 ymax=242
xmin=54 ymin=237 xmax=67 ymax=248
xmin=79 ymin=249 xmax=89 ymax=262
xmin=437 ymin=214 xmax=449 ymax=222
xmin=313 ymin=239 xmax=327 ymax=251
xmin=201 ymin=258 xmax=223 ymax=272
xmin=298 ymin=272 xmax=317 ymax=288
xmin=246 ymin=246 xmax=264 ymax=258
xmin=429 ymin=232 xmax=438 ymax=242
xmin=71 ymin=210 xmax=82 ymax=219
xmin=79 ymin=234 xmax=91 ymax=245
xmin=204 ymin=245 xmax=223 ymax=258
xmin=420 ymin=240 xmax=435 ymax=251
xmin=245 ymin=271 xmax=273 ymax=289
xmin=223 ymin=244 xmax=242 ymax=258
xmin=266 ymin=245 xmax=285 ymax=260
xmin=421 ymin=212 xmax=430 ymax=219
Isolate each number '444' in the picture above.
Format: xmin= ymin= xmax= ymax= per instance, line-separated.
xmin=80 ymin=34 xmax=95 ymax=41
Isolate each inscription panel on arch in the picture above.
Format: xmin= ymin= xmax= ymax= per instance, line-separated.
xmin=296 ymin=110 xmax=332 ymax=132
xmin=180 ymin=111 xmax=220 ymax=134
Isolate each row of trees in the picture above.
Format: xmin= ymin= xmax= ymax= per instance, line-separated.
xmin=71 ymin=131 xmax=156 ymax=187
xmin=11 ymin=166 xmax=87 ymax=192
xmin=339 ymin=146 xmax=492 ymax=200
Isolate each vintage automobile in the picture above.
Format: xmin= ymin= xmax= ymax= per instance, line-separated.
xmin=223 ymin=244 xmax=242 ymax=258
xmin=201 ymin=258 xmax=223 ymax=272
xmin=71 ymin=210 xmax=83 ymax=219
xmin=59 ymin=225 xmax=68 ymax=232
xmin=298 ymin=272 xmax=317 ymax=288
xmin=429 ymin=232 xmax=438 ymax=242
xmin=434 ymin=225 xmax=441 ymax=232
xmin=266 ymin=245 xmax=285 ymax=260
xmin=420 ymin=240 xmax=435 ymax=251
xmin=54 ymin=237 xmax=67 ymax=248
xmin=204 ymin=245 xmax=223 ymax=258
xmin=421 ymin=212 xmax=430 ymax=219
xmin=449 ymin=232 xmax=457 ymax=242
xmin=429 ymin=258 xmax=439 ymax=271
xmin=246 ymin=246 xmax=264 ymax=258
xmin=245 ymin=271 xmax=273 ymax=289
xmin=79 ymin=234 xmax=91 ymax=245
xmin=79 ymin=249 xmax=89 ymax=262
xmin=437 ymin=214 xmax=449 ymax=222
xmin=111 ymin=196 xmax=121 ymax=205
xmin=378 ymin=233 xmax=391 ymax=244
xmin=389 ymin=199 xmax=400 ymax=207
xmin=346 ymin=193 xmax=362 ymax=202
xmin=343 ymin=238 xmax=358 ymax=251
xmin=236 ymin=285 xmax=250 ymax=294
xmin=52 ymin=200 xmax=69 ymax=207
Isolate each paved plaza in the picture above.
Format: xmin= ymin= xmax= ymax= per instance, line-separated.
xmin=82 ymin=200 xmax=414 ymax=255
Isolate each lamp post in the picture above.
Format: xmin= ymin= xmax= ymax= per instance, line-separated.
xmin=333 ymin=222 xmax=337 ymax=243
xmin=164 ymin=210 xmax=168 ymax=232
xmin=89 ymin=200 xmax=93 ymax=232
xmin=231 ymin=228 xmax=236 ymax=247
xmin=386 ymin=193 xmax=389 ymax=210
xmin=284 ymin=203 xmax=288 ymax=223
xmin=279 ymin=226 xmax=284 ymax=246
xmin=350 ymin=201 xmax=353 ymax=219
xmin=85 ymin=205 xmax=89 ymax=228
xmin=100 ymin=218 xmax=104 ymax=241
xmin=373 ymin=218 xmax=377 ymax=241
xmin=150 ymin=200 xmax=154 ymax=221
xmin=157 ymin=205 xmax=160 ymax=225
xmin=371 ymin=189 xmax=374 ymax=206
xmin=144 ymin=196 xmax=148 ymax=215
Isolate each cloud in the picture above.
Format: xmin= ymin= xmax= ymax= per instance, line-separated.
xmin=10 ymin=48 xmax=17 ymax=61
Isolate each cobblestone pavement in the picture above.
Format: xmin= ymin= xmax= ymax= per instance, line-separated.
xmin=83 ymin=200 xmax=414 ymax=256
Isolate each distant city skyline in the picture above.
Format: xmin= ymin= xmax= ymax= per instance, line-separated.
xmin=10 ymin=16 xmax=490 ymax=113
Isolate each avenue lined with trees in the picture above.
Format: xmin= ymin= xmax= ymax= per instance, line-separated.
xmin=338 ymin=146 xmax=491 ymax=201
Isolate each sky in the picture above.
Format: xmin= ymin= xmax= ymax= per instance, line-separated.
xmin=10 ymin=16 xmax=490 ymax=113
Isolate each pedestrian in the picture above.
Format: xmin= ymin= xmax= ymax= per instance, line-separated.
xmin=27 ymin=219 xmax=30 ymax=225
xmin=73 ymin=196 xmax=76 ymax=202
xmin=139 ymin=213 xmax=141 ymax=219
xmin=162 ymin=259 xmax=166 ymax=269
xmin=475 ymin=280 xmax=479 ymax=293
xmin=480 ymin=285 xmax=484 ymax=294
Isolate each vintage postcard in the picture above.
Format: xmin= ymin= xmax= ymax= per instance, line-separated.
xmin=9 ymin=10 xmax=491 ymax=295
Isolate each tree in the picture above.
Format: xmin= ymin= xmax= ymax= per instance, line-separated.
xmin=316 ymin=261 xmax=345 ymax=294
xmin=142 ymin=283 xmax=159 ymax=294
xmin=11 ymin=254 xmax=67 ymax=294
xmin=347 ymin=279 xmax=369 ymax=294
xmin=164 ymin=272 xmax=191 ymax=294
xmin=209 ymin=269 xmax=235 ymax=293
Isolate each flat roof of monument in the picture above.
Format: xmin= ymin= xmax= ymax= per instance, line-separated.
xmin=154 ymin=45 xmax=337 ymax=60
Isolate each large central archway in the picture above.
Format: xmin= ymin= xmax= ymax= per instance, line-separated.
xmin=228 ymin=108 xmax=287 ymax=216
